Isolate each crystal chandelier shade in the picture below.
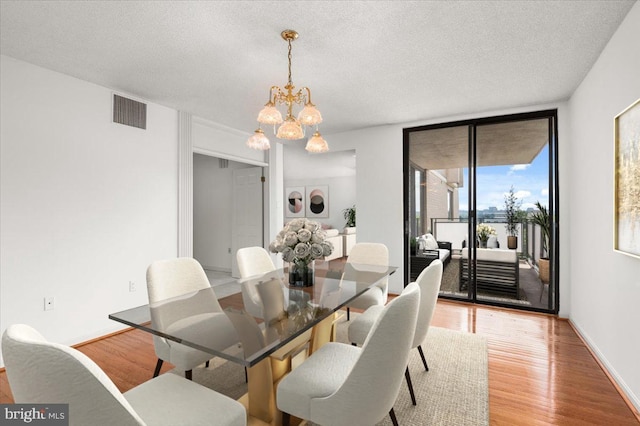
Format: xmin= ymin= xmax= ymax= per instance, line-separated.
xmin=305 ymin=131 xmax=329 ymax=153
xmin=247 ymin=29 xmax=328 ymax=153
xmin=276 ymin=116 xmax=304 ymax=140
xmin=246 ymin=128 xmax=271 ymax=150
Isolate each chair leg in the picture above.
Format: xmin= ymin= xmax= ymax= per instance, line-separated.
xmin=185 ymin=370 xmax=192 ymax=380
xmin=281 ymin=412 xmax=290 ymax=426
xmin=389 ymin=408 xmax=399 ymax=426
xmin=153 ymin=358 xmax=163 ymax=378
xmin=417 ymin=345 xmax=429 ymax=371
xmin=405 ymin=366 xmax=417 ymax=406
xmin=347 ymin=307 xmax=350 ymax=321
xmin=205 ymin=360 xmax=210 ymax=368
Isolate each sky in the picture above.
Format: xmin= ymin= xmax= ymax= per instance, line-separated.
xmin=458 ymin=145 xmax=549 ymax=212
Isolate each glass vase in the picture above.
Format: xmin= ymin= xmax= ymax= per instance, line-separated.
xmin=289 ymin=260 xmax=315 ymax=287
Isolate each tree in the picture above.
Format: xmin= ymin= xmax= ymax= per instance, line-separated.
xmin=504 ymin=186 xmax=523 ymax=237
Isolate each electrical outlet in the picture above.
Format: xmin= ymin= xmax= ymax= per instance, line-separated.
xmin=44 ymin=297 xmax=55 ymax=311
xmin=129 ymin=281 xmax=136 ymax=292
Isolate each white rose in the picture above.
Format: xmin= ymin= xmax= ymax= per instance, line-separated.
xmin=312 ymin=230 xmax=326 ymax=244
xmin=288 ymin=219 xmax=305 ymax=232
xmin=297 ymin=228 xmax=312 ymax=242
xmin=309 ymin=243 xmax=325 ymax=259
xmin=293 ymin=242 xmax=310 ymax=258
xmin=282 ymin=247 xmax=294 ymax=263
xmin=304 ymin=221 xmax=320 ymax=232
xmin=321 ymin=241 xmax=333 ymax=256
xmin=284 ymin=231 xmax=299 ymax=247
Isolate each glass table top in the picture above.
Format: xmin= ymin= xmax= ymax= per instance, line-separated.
xmin=109 ymin=262 xmax=396 ymax=367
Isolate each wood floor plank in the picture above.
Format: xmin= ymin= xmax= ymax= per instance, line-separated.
xmin=1 ymin=298 xmax=638 ymax=424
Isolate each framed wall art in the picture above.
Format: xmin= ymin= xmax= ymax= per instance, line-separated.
xmin=614 ymin=98 xmax=640 ymax=258
xmin=306 ymin=185 xmax=329 ymax=218
xmin=285 ymin=187 xmax=305 ymax=218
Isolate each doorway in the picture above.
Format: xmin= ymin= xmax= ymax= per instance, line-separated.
xmin=193 ymin=154 xmax=264 ymax=286
xmin=403 ymin=110 xmax=558 ymax=313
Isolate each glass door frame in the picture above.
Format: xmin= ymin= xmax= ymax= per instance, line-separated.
xmin=402 ymin=109 xmax=559 ymax=314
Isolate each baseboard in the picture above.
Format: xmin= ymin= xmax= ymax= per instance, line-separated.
xmin=569 ymin=319 xmax=640 ymax=421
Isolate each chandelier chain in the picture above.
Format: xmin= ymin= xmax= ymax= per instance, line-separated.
xmin=287 ymin=38 xmax=293 ymax=86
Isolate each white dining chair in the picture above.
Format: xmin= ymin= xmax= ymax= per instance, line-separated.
xmin=348 ymin=259 xmax=443 ymax=405
xmin=343 ymin=242 xmax=389 ymax=320
xmin=237 ymin=246 xmax=277 ymax=319
xmin=2 ymin=324 xmax=247 ymax=426
xmin=146 ymin=257 xmax=237 ymax=380
xmin=276 ymin=282 xmax=420 ymax=426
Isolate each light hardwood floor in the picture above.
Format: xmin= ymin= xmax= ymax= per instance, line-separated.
xmin=1 ymin=297 xmax=638 ymax=424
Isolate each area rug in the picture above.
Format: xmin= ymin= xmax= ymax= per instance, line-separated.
xmin=171 ymin=313 xmax=489 ymax=425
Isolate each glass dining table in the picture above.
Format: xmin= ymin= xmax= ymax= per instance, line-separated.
xmin=109 ymin=261 xmax=396 ymax=425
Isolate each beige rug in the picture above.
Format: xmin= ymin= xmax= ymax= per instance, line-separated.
xmin=171 ymin=313 xmax=489 ymax=425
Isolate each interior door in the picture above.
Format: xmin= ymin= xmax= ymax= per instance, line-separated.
xmin=231 ymin=167 xmax=263 ymax=277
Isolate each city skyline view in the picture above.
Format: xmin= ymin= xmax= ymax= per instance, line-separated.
xmin=458 ymin=145 xmax=549 ymax=213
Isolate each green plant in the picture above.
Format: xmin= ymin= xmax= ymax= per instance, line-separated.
xmin=410 ymin=237 xmax=417 ymax=254
xmin=343 ymin=205 xmax=356 ymax=227
xmin=530 ymin=201 xmax=550 ymax=257
xmin=504 ymin=186 xmax=523 ymax=237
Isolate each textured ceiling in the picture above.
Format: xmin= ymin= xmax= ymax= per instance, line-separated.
xmin=410 ymin=119 xmax=549 ymax=170
xmin=0 ymin=1 xmax=635 ymax=138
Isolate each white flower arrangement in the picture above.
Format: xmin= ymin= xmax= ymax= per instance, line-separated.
xmin=476 ymin=223 xmax=497 ymax=242
xmin=269 ymin=218 xmax=334 ymax=266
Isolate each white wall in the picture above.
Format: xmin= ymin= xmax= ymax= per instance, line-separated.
xmin=0 ymin=56 xmax=179 ymax=366
xmin=566 ymin=3 xmax=640 ymax=411
xmin=193 ymin=154 xmax=253 ymax=271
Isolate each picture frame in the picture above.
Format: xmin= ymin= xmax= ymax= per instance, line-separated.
xmin=285 ymin=186 xmax=305 ymax=218
xmin=614 ymin=98 xmax=640 ymax=259
xmin=306 ymin=185 xmax=329 ymax=218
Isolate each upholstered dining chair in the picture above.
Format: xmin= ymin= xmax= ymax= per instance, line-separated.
xmin=146 ymin=257 xmax=238 ymax=380
xmin=343 ymin=242 xmax=389 ymax=320
xmin=236 ymin=246 xmax=277 ymax=319
xmin=348 ymin=259 xmax=443 ymax=405
xmin=276 ymin=282 xmax=420 ymax=426
xmin=2 ymin=324 xmax=247 ymax=426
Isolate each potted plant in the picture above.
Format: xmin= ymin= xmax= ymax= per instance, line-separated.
xmin=504 ymin=186 xmax=523 ymax=249
xmin=342 ymin=205 xmax=356 ymax=229
xmin=410 ymin=236 xmax=417 ymax=256
xmin=530 ymin=201 xmax=550 ymax=283
xmin=476 ymin=223 xmax=496 ymax=248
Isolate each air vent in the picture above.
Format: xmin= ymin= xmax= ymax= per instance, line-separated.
xmin=113 ymin=94 xmax=146 ymax=129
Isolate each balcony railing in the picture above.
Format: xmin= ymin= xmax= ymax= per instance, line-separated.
xmin=427 ymin=218 xmax=546 ymax=267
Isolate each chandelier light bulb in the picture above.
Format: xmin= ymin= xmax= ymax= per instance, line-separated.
xmin=246 ymin=128 xmax=271 ymax=150
xmin=305 ymin=131 xmax=329 ymax=153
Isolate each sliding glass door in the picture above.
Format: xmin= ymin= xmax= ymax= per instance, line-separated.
xmin=403 ymin=110 xmax=558 ymax=313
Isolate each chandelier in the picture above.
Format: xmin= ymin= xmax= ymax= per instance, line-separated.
xmin=247 ymin=30 xmax=329 ymax=153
